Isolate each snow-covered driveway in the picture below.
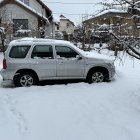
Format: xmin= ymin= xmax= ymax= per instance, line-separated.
xmin=0 ymin=52 xmax=140 ymax=140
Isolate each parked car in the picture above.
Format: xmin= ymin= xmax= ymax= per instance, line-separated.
xmin=1 ymin=38 xmax=115 ymax=87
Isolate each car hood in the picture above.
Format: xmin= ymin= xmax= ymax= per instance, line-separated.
xmin=84 ymin=51 xmax=113 ymax=63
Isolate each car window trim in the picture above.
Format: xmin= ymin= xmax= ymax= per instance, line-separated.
xmin=55 ymin=45 xmax=81 ymax=59
xmin=31 ymin=44 xmax=54 ymax=59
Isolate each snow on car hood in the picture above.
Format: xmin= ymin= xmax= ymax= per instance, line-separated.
xmin=84 ymin=51 xmax=113 ymax=62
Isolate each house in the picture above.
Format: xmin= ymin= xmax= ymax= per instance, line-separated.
xmin=0 ymin=0 xmax=53 ymax=43
xmin=83 ymin=9 xmax=140 ymax=38
xmin=51 ymin=21 xmax=64 ymax=40
xmin=47 ymin=18 xmax=64 ymax=40
xmin=59 ymin=15 xmax=75 ymax=40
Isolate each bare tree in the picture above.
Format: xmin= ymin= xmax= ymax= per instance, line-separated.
xmin=99 ymin=0 xmax=140 ymax=60
xmin=0 ymin=6 xmax=13 ymax=50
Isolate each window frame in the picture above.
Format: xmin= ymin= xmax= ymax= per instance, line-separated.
xmin=55 ymin=45 xmax=79 ymax=59
xmin=66 ymin=23 xmax=70 ymax=28
xmin=13 ymin=19 xmax=29 ymax=37
xmin=9 ymin=45 xmax=31 ymax=58
xmin=31 ymin=45 xmax=54 ymax=59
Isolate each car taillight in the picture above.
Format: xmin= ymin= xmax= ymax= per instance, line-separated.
xmin=3 ymin=58 xmax=7 ymax=69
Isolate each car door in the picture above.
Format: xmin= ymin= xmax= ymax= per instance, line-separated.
xmin=30 ymin=44 xmax=56 ymax=79
xmin=55 ymin=45 xmax=85 ymax=77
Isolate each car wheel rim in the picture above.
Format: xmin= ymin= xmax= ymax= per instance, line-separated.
xmin=92 ymin=72 xmax=104 ymax=83
xmin=20 ymin=75 xmax=34 ymax=87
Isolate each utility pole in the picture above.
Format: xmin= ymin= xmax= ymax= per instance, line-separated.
xmin=52 ymin=18 xmax=54 ymax=39
xmin=82 ymin=13 xmax=89 ymax=50
xmin=82 ymin=15 xmax=85 ymax=50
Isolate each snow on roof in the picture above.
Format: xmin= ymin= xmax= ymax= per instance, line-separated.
xmin=60 ymin=15 xmax=75 ymax=26
xmin=92 ymin=9 xmax=128 ymax=19
xmin=60 ymin=15 xmax=67 ymax=20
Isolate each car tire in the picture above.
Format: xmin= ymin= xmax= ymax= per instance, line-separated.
xmin=14 ymin=72 xmax=37 ymax=87
xmin=87 ymin=69 xmax=106 ymax=83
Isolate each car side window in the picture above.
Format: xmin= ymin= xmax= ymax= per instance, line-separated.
xmin=31 ymin=45 xmax=53 ymax=59
xmin=9 ymin=45 xmax=31 ymax=58
xmin=55 ymin=46 xmax=78 ymax=59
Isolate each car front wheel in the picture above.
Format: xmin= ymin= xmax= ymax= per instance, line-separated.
xmin=87 ymin=70 xmax=105 ymax=83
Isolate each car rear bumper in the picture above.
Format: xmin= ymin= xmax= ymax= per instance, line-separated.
xmin=1 ymin=79 xmax=14 ymax=87
xmin=1 ymin=69 xmax=15 ymax=81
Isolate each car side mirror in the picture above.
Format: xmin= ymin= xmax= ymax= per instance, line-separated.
xmin=76 ymin=55 xmax=82 ymax=60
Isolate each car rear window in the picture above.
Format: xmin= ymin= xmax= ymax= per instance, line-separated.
xmin=9 ymin=45 xmax=31 ymax=58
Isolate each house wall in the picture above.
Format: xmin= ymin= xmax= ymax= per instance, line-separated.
xmin=0 ymin=4 xmax=39 ymax=41
xmin=45 ymin=23 xmax=53 ymax=38
xmin=60 ymin=19 xmax=74 ymax=35
xmin=29 ymin=0 xmax=46 ymax=17
xmin=45 ymin=22 xmax=59 ymax=38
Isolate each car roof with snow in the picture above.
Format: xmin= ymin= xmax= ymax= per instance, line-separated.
xmin=9 ymin=38 xmax=71 ymax=46
xmin=8 ymin=38 xmax=86 ymax=56
xmin=8 ymin=38 xmax=113 ymax=61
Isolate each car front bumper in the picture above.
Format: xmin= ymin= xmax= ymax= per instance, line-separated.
xmin=110 ymin=65 xmax=116 ymax=80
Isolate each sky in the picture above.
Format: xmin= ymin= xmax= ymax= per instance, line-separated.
xmin=43 ymin=0 xmax=113 ymax=25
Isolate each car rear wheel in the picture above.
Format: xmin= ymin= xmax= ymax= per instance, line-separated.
xmin=14 ymin=72 xmax=37 ymax=87
xmin=87 ymin=70 xmax=105 ymax=83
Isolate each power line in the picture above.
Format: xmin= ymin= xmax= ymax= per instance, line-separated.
xmin=53 ymin=13 xmax=93 ymax=16
xmin=43 ymin=1 xmax=99 ymax=5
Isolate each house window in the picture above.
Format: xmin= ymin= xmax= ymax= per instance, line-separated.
xmin=66 ymin=23 xmax=70 ymax=28
xmin=57 ymin=25 xmax=59 ymax=30
xmin=20 ymin=0 xmax=30 ymax=6
xmin=13 ymin=19 xmax=29 ymax=37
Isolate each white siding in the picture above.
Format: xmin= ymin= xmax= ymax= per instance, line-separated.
xmin=5 ymin=4 xmax=38 ymax=31
xmin=1 ymin=4 xmax=39 ymax=41
xmin=29 ymin=0 xmax=46 ymax=17
xmin=60 ymin=19 xmax=74 ymax=34
xmin=0 ymin=1 xmax=52 ymax=41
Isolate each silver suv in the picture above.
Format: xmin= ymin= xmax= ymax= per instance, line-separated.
xmin=1 ymin=38 xmax=115 ymax=87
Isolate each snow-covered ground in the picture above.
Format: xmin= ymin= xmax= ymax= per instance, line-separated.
xmin=0 ymin=51 xmax=140 ymax=140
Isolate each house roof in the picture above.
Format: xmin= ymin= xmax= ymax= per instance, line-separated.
xmin=84 ymin=9 xmax=128 ymax=23
xmin=60 ymin=15 xmax=75 ymax=26
xmin=36 ymin=0 xmax=52 ymax=13
xmin=36 ymin=0 xmax=53 ymax=21
xmin=0 ymin=0 xmax=52 ymax=24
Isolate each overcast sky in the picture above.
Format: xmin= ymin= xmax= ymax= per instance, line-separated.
xmin=44 ymin=0 xmax=113 ymax=25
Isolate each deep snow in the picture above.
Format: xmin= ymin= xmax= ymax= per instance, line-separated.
xmin=0 ymin=51 xmax=140 ymax=140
